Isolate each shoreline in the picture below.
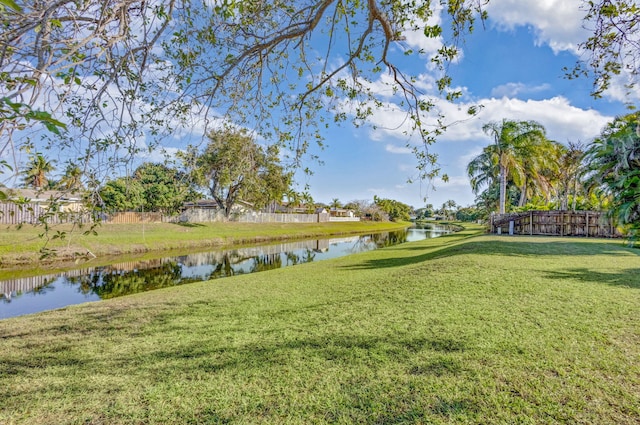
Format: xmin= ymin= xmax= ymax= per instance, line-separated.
xmin=0 ymin=220 xmax=413 ymax=273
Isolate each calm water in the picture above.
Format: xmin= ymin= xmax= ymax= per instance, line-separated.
xmin=0 ymin=224 xmax=452 ymax=319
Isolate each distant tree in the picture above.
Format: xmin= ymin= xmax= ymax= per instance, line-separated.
xmin=414 ymin=203 xmax=434 ymax=219
xmin=330 ymin=198 xmax=342 ymax=209
xmin=184 ymin=127 xmax=289 ymax=218
xmin=456 ymin=206 xmax=482 ymax=222
xmin=550 ymin=142 xmax=585 ymax=211
xmin=133 ymin=163 xmax=199 ymax=214
xmin=284 ymin=189 xmax=305 ymax=212
xmin=300 ymin=192 xmax=315 ymax=213
xmin=374 ymin=196 xmax=411 ymax=222
xmin=99 ymin=178 xmax=143 ymax=212
xmin=364 ymin=203 xmax=389 ymax=222
xmin=245 ymin=145 xmax=292 ymax=213
xmin=58 ymin=164 xmax=84 ymax=192
xmin=344 ymin=199 xmax=370 ymax=216
xmin=469 ymin=120 xmax=547 ymax=214
xmin=22 ymin=154 xmax=55 ymax=189
xmin=440 ymin=199 xmax=458 ymax=220
xmin=583 ymin=112 xmax=640 ymax=243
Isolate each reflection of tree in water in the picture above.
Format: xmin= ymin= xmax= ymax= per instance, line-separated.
xmin=302 ymin=249 xmax=316 ymax=263
xmin=209 ymin=252 xmax=237 ymax=280
xmin=251 ymin=253 xmax=282 ymax=273
xmin=69 ymin=261 xmax=189 ymax=299
xmin=284 ymin=249 xmax=316 ymax=266
xmin=377 ymin=230 xmax=408 ymax=247
xmin=8 ymin=229 xmax=425 ymax=307
xmin=208 ymin=251 xmax=256 ymax=280
xmin=349 ymin=236 xmax=377 ymax=253
xmin=350 ymin=230 xmax=409 ymax=252
xmin=285 ymin=251 xmax=301 ymax=265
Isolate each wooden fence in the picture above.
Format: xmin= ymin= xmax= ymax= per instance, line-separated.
xmin=0 ymin=202 xmax=333 ymax=225
xmin=0 ymin=202 xmax=93 ymax=225
xmin=490 ymin=210 xmax=623 ymax=238
xmin=237 ymin=212 xmax=330 ymax=223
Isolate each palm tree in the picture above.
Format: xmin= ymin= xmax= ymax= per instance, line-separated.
xmin=284 ymin=188 xmax=303 ymax=212
xmin=515 ymin=138 xmax=560 ymax=207
xmin=58 ymin=164 xmax=84 ymax=191
xmin=479 ymin=120 xmax=547 ymax=214
xmin=583 ymin=112 xmax=640 ymax=241
xmin=467 ymin=149 xmax=498 ymax=197
xmin=549 ymin=142 xmax=585 ymax=211
xmin=23 ymin=154 xmax=55 ymax=189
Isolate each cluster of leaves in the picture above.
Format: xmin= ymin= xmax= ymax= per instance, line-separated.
xmin=575 ymin=0 xmax=640 ymax=99
xmin=583 ymin=112 xmax=640 ymax=243
xmin=0 ymin=98 xmax=66 ymax=134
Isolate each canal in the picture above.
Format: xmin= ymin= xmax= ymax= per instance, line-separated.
xmin=0 ymin=224 xmax=453 ymax=319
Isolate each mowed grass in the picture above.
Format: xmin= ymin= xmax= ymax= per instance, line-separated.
xmin=1 ymin=227 xmax=639 ymax=424
xmin=0 ymin=220 xmax=409 ymax=266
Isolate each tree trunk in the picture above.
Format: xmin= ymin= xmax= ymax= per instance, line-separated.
xmin=518 ymin=179 xmax=527 ymax=207
xmin=571 ymin=177 xmax=578 ymax=212
xmin=499 ymin=165 xmax=507 ymax=214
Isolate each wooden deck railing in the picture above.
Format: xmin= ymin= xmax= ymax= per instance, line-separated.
xmin=490 ymin=211 xmax=622 ymax=238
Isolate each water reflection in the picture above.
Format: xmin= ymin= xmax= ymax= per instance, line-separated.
xmin=1 ymin=224 xmax=452 ymax=319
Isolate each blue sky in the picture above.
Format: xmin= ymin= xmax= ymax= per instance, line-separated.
xmin=292 ymin=1 xmax=635 ymax=209
xmin=7 ymin=1 xmax=635 ymax=210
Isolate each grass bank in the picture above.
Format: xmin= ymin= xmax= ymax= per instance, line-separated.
xmin=0 ymin=220 xmax=410 ymax=268
xmin=1 ymin=225 xmax=639 ymax=424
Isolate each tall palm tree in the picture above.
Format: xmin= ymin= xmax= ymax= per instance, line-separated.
xmin=548 ymin=142 xmax=585 ymax=211
xmin=583 ymin=112 xmax=640 ymax=240
xmin=467 ymin=149 xmax=498 ymax=197
xmin=58 ymin=164 xmax=84 ymax=191
xmin=480 ymin=119 xmax=547 ymax=214
xmin=515 ymin=138 xmax=561 ymax=207
xmin=23 ymin=154 xmax=55 ymax=189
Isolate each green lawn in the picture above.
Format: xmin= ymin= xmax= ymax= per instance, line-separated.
xmin=1 ymin=226 xmax=639 ymax=424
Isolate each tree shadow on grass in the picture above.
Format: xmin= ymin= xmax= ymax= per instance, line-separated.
xmin=0 ymin=324 xmax=478 ymax=424
xmin=543 ymin=268 xmax=640 ymax=289
xmin=344 ymin=239 xmax=639 ymax=271
xmin=0 ymin=320 xmax=469 ymax=379
xmin=170 ymin=222 xmax=206 ymax=228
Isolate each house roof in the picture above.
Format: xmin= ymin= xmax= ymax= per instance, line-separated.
xmin=5 ymin=188 xmax=84 ymax=202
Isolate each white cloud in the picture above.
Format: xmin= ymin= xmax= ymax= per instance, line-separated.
xmin=385 ymin=144 xmax=412 ymax=154
xmin=350 ymin=94 xmax=612 ymax=151
xmin=137 ymin=146 xmax=183 ymax=164
xmin=602 ymin=73 xmax=640 ymax=104
xmin=490 ymin=82 xmax=551 ymax=98
xmin=485 ymin=0 xmax=588 ymax=54
xmin=471 ymin=96 xmax=611 ymax=143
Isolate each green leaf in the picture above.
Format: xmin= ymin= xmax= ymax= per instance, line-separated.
xmin=0 ymin=0 xmax=21 ymax=12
